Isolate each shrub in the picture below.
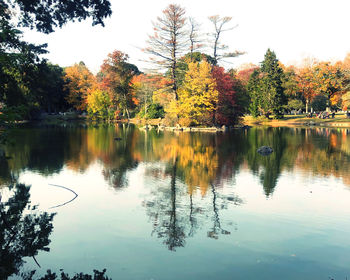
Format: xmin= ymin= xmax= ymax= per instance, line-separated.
xmin=146 ymin=103 xmax=165 ymax=119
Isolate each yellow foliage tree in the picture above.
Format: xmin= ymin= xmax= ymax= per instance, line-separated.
xmin=86 ymin=89 xmax=114 ymax=120
xmin=176 ymin=60 xmax=218 ymax=125
xmin=64 ymin=62 xmax=97 ymax=111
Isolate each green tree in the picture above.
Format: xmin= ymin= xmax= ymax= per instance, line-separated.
xmin=3 ymin=0 xmax=111 ymax=34
xmin=1 ymin=0 xmax=112 ymax=118
xmin=260 ymin=49 xmax=286 ymax=118
xmin=247 ymin=50 xmax=286 ymax=119
xmin=0 ymin=184 xmax=55 ymax=279
xmin=311 ymin=94 xmax=328 ymax=112
xmin=247 ymin=69 xmax=262 ymax=118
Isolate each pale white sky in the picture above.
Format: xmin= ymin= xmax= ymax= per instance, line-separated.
xmin=22 ymin=0 xmax=350 ymax=73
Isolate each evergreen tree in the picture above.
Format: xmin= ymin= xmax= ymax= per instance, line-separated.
xmin=247 ymin=49 xmax=286 ymax=118
xmin=260 ymin=49 xmax=286 ymax=118
xmin=247 ymin=69 xmax=261 ymax=118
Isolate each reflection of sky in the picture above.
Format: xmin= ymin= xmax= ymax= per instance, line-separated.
xmin=15 ymin=161 xmax=350 ymax=280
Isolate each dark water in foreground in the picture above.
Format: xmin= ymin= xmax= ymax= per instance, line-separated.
xmin=1 ymin=124 xmax=350 ymax=279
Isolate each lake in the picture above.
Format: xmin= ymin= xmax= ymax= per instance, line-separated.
xmin=1 ymin=124 xmax=350 ymax=279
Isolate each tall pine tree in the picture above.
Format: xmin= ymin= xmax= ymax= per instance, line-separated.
xmin=247 ymin=49 xmax=286 ymax=118
xmin=260 ymin=49 xmax=286 ymax=118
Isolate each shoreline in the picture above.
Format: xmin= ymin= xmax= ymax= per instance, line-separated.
xmin=12 ymin=115 xmax=350 ymax=131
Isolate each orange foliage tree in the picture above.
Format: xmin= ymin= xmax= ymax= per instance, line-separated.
xmin=296 ymin=66 xmax=317 ymax=112
xmin=64 ymin=61 xmax=96 ymax=111
xmin=99 ymin=50 xmax=140 ymax=119
xmin=312 ymin=62 xmax=343 ymax=110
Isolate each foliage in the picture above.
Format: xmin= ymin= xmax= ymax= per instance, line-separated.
xmin=64 ymin=62 xmax=97 ymax=111
xmin=247 ymin=69 xmax=262 ymax=118
xmin=86 ymin=89 xmax=114 ymax=120
xmin=236 ymin=65 xmax=259 ymax=86
xmin=3 ymin=0 xmax=112 ymax=34
xmin=312 ymin=62 xmax=343 ymax=109
xmin=0 ymin=0 xmax=112 ymax=137
xmin=212 ymin=66 xmax=239 ymax=125
xmin=281 ymin=65 xmax=299 ymax=97
xmin=0 ymin=184 xmax=55 ymax=279
xmin=248 ymin=49 xmax=286 ymax=119
xmin=176 ymin=60 xmax=218 ymax=125
xmin=144 ymin=103 xmax=165 ymax=119
xmin=22 ymin=269 xmax=110 ymax=280
xmin=99 ymin=51 xmax=140 ymax=119
xmin=286 ymin=99 xmax=304 ymax=111
xmin=296 ymin=66 xmax=316 ymax=112
xmin=131 ymin=74 xmax=166 ymax=118
xmin=341 ymin=91 xmax=350 ymax=110
xmin=311 ymin=94 xmax=328 ymax=112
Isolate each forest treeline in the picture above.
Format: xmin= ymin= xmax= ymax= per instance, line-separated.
xmin=1 ymin=2 xmax=350 ymax=128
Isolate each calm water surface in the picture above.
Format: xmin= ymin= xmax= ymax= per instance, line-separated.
xmin=1 ymin=124 xmax=350 ymax=279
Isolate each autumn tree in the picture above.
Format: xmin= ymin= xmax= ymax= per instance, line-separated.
xmin=86 ymin=89 xmax=113 ymax=120
xmin=175 ymin=60 xmax=218 ymax=125
xmin=296 ymin=68 xmax=312 ymax=112
xmin=132 ymin=74 xmax=165 ymax=118
xmin=212 ymin=66 xmax=238 ymax=125
xmin=312 ymin=62 xmax=343 ymax=111
xmin=208 ymin=15 xmax=244 ymax=65
xmin=152 ymin=76 xmax=174 ymax=107
xmin=145 ymin=4 xmax=188 ymax=100
xmin=99 ymin=50 xmax=140 ymax=119
xmin=236 ymin=64 xmax=259 ymax=86
xmin=64 ymin=62 xmax=97 ymax=111
xmin=340 ymin=53 xmax=350 ymax=109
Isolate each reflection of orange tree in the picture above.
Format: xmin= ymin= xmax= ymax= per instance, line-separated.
xmin=295 ymin=129 xmax=350 ymax=186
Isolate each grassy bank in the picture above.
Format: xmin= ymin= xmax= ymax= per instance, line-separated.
xmin=242 ymin=113 xmax=350 ymax=128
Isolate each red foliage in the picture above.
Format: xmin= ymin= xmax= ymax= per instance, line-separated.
xmin=236 ymin=66 xmax=259 ymax=85
xmin=212 ymin=66 xmax=238 ymax=126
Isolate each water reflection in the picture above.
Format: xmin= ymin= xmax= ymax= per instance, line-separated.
xmin=2 ymin=124 xmax=350 ymax=252
xmin=0 ymin=184 xmax=55 ymax=279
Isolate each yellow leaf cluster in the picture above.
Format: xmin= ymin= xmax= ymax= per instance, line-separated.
xmin=176 ymin=60 xmax=218 ymax=124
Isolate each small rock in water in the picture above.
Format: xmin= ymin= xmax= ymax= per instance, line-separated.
xmin=257 ymin=146 xmax=273 ymax=155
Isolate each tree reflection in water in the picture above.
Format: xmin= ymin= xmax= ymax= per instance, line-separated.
xmin=142 ymin=158 xmax=243 ymax=251
xmin=3 ymin=125 xmax=350 ymax=252
xmin=0 ymin=184 xmax=55 ymax=279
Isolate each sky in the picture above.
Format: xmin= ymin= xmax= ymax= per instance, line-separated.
xmin=22 ymin=0 xmax=350 ymax=74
